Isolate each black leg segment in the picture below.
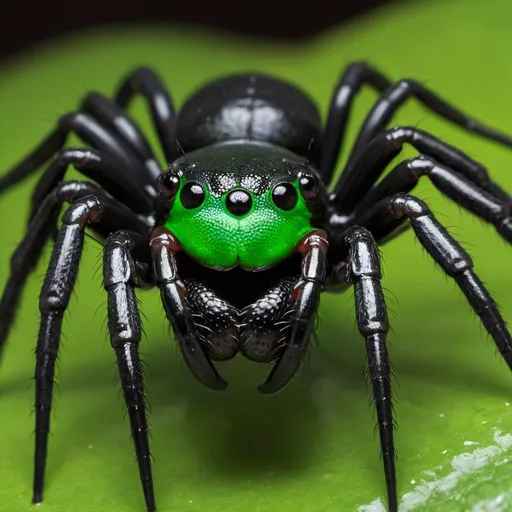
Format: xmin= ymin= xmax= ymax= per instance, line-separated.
xmin=33 ymin=197 xmax=102 ymax=504
xmin=81 ymin=92 xmax=162 ymax=182
xmin=114 ymin=67 xmax=178 ymax=164
xmin=0 ymin=180 xmax=147 ymax=358
xmin=0 ymin=185 xmax=67 ymax=358
xmin=354 ymin=155 xmax=512 ymax=244
xmin=361 ymin=193 xmax=512 ymax=368
xmin=103 ymin=231 xmax=155 ymax=512
xmin=346 ymin=78 xmax=512 ymax=172
xmin=0 ymin=113 xmax=147 ymax=195
xmin=342 ymin=226 xmax=395 ymax=512
xmin=32 ymin=193 xmax=147 ymax=505
xmin=319 ymin=62 xmax=392 ymax=183
xmin=331 ymin=126 xmax=512 ymax=215
xmin=29 ymin=147 xmax=155 ymax=222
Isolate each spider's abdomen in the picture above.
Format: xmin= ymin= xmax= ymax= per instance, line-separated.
xmin=176 ymin=74 xmax=322 ymax=158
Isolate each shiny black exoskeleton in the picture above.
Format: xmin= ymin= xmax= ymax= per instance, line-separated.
xmin=1 ymin=63 xmax=512 ymax=512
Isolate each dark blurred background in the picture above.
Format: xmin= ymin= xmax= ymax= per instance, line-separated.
xmin=0 ymin=0 xmax=396 ymax=60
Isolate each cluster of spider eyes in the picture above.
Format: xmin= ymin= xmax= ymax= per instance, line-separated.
xmin=158 ymin=170 xmax=319 ymax=211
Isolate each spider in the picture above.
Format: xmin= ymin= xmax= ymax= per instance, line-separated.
xmin=0 ymin=62 xmax=511 ymax=512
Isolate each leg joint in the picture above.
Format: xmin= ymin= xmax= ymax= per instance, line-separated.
xmin=386 ymin=125 xmax=421 ymax=145
xmin=103 ymin=233 xmax=138 ymax=289
xmin=57 ymin=147 xmax=99 ymax=169
xmin=344 ymin=226 xmax=382 ymax=279
xmin=61 ymin=195 xmax=103 ymax=225
xmin=396 ymin=78 xmax=421 ymax=91
xmin=389 ymin=193 xmax=430 ymax=219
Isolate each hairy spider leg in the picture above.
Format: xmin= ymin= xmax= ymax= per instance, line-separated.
xmin=343 ymin=74 xmax=512 ymax=180
xmin=150 ymin=227 xmax=227 ymax=390
xmin=0 ymin=146 xmax=155 ymax=354
xmin=319 ymin=61 xmax=392 ymax=183
xmin=0 ymin=112 xmax=152 ymax=198
xmin=114 ymin=67 xmax=179 ymax=164
xmin=81 ymin=91 xmax=162 ymax=183
xmin=330 ymin=195 xmax=512 ymax=512
xmin=0 ymin=179 xmax=148 ymax=356
xmin=258 ymin=230 xmax=329 ymax=394
xmin=341 ymin=226 xmax=395 ymax=512
xmin=0 ymin=181 xmax=94 ymax=354
xmin=32 ymin=195 xmax=152 ymax=509
xmin=330 ymin=126 xmax=512 ymax=214
xmin=103 ymin=230 xmax=155 ymax=512
xmin=353 ymin=155 xmax=512 ymax=244
xmin=356 ymin=193 xmax=512 ymax=366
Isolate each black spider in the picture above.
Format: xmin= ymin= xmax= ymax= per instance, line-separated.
xmin=1 ymin=62 xmax=511 ymax=512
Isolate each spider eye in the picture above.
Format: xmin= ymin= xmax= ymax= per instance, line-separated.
xmin=298 ymin=173 xmax=319 ymax=199
xmin=160 ymin=170 xmax=180 ymax=199
xmin=181 ymin=181 xmax=206 ymax=209
xmin=272 ymin=182 xmax=298 ymax=211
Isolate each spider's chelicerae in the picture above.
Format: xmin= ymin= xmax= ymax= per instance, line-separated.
xmin=1 ymin=62 xmax=511 ymax=512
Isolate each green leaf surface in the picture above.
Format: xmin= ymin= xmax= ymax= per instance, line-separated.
xmin=1 ymin=0 xmax=512 ymax=511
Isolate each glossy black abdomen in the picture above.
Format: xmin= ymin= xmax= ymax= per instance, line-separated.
xmin=176 ymin=74 xmax=322 ymax=158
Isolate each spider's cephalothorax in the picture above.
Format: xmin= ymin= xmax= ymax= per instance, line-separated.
xmin=157 ymin=140 xmax=328 ymax=365
xmin=1 ymin=64 xmax=512 ymax=512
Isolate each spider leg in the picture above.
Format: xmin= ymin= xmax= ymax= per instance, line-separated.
xmin=330 ymin=126 xmax=512 ymax=214
xmin=258 ymin=230 xmax=328 ymax=394
xmin=352 ymin=155 xmax=512 ymax=244
xmin=344 ymin=76 xmax=512 ymax=174
xmin=338 ymin=226 xmax=396 ymax=512
xmin=0 ymin=181 xmax=148 ymax=356
xmin=29 ymin=194 xmax=147 ymax=505
xmin=103 ymin=230 xmax=155 ymax=512
xmin=354 ymin=193 xmax=512 ymax=367
xmin=29 ymin=147 xmax=155 ymax=224
xmin=0 ymin=113 xmax=150 ymax=195
xmin=81 ymin=91 xmax=162 ymax=182
xmin=114 ymin=67 xmax=178 ymax=164
xmin=149 ymin=227 xmax=227 ymax=390
xmin=319 ymin=61 xmax=392 ymax=183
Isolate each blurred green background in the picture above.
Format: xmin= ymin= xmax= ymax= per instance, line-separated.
xmin=0 ymin=0 xmax=511 ymax=511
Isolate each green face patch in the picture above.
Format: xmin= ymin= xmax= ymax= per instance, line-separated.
xmin=165 ymin=177 xmax=314 ymax=270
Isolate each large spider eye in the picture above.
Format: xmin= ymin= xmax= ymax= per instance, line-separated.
xmin=272 ymin=182 xmax=298 ymax=211
xmin=298 ymin=173 xmax=319 ymax=199
xmin=160 ymin=170 xmax=180 ymax=199
xmin=181 ymin=181 xmax=206 ymax=209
